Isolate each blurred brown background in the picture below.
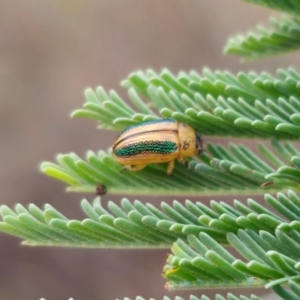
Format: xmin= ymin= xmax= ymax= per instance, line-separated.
xmin=0 ymin=0 xmax=299 ymax=299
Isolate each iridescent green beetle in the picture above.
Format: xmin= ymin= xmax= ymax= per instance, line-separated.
xmin=112 ymin=118 xmax=203 ymax=175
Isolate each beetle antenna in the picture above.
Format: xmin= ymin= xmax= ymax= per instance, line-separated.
xmin=202 ymin=148 xmax=226 ymax=173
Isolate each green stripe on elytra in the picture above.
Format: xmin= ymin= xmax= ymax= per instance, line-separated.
xmin=119 ymin=118 xmax=176 ymax=136
xmin=115 ymin=141 xmax=178 ymax=157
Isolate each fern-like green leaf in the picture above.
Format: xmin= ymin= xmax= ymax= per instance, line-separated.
xmin=225 ymin=16 xmax=300 ymax=59
xmin=1 ymin=190 xmax=299 ymax=248
xmin=73 ymin=68 xmax=300 ymax=139
xmin=164 ymin=229 xmax=300 ymax=295
xmin=40 ymin=140 xmax=300 ymax=196
xmin=240 ymin=0 xmax=300 ymax=14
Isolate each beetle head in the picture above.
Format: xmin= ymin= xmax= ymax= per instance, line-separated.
xmin=195 ymin=133 xmax=204 ymax=155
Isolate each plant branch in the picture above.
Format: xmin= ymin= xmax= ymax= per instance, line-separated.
xmin=239 ymin=0 xmax=300 ymax=14
xmin=1 ymin=191 xmax=300 ymax=248
xmin=225 ymin=16 xmax=300 ymax=60
xmin=40 ymin=140 xmax=300 ymax=196
xmin=73 ymin=68 xmax=300 ymax=140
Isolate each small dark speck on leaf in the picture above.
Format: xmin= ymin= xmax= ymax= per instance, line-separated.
xmin=96 ymin=183 xmax=107 ymax=195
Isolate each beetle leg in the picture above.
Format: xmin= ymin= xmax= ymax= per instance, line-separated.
xmin=185 ymin=160 xmax=191 ymax=169
xmin=121 ymin=164 xmax=147 ymax=173
xmin=178 ymin=157 xmax=191 ymax=169
xmin=166 ymin=160 xmax=175 ymax=175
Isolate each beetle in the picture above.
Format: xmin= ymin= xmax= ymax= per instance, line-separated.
xmin=112 ymin=118 xmax=204 ymax=175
